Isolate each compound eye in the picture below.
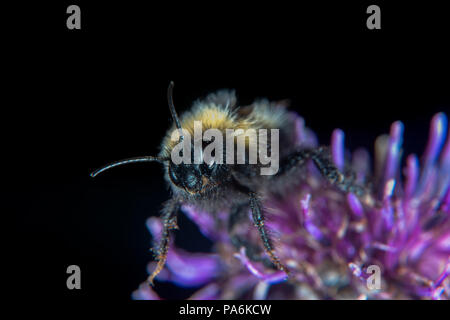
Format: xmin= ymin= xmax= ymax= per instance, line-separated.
xmin=185 ymin=172 xmax=198 ymax=189
xmin=168 ymin=165 xmax=179 ymax=185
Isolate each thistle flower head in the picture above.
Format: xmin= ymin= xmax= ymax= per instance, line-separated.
xmin=133 ymin=112 xmax=449 ymax=300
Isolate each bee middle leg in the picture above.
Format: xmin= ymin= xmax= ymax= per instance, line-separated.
xmin=279 ymin=146 xmax=365 ymax=196
xmin=248 ymin=192 xmax=289 ymax=275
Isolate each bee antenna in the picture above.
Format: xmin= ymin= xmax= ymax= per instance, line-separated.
xmin=167 ymin=81 xmax=184 ymax=142
xmin=90 ymin=156 xmax=168 ymax=178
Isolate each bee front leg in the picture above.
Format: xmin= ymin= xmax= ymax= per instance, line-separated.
xmin=148 ymin=197 xmax=180 ymax=286
xmin=248 ymin=192 xmax=289 ymax=276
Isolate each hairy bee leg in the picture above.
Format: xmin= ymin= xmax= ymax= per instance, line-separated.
xmin=279 ymin=147 xmax=365 ymax=196
xmin=249 ymin=192 xmax=290 ymax=275
xmin=148 ymin=198 xmax=180 ymax=286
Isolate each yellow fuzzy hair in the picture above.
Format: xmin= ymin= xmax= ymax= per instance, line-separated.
xmin=159 ymin=98 xmax=288 ymax=158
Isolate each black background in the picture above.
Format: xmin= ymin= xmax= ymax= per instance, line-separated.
xmin=5 ymin=1 xmax=450 ymax=303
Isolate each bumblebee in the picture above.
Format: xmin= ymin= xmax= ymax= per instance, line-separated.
xmin=91 ymin=82 xmax=364 ymax=285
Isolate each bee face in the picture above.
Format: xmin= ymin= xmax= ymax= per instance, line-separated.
xmin=168 ymin=162 xmax=219 ymax=194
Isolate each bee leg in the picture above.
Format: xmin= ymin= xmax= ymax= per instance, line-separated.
xmin=280 ymin=147 xmax=365 ymax=196
xmin=148 ymin=197 xmax=180 ymax=286
xmin=249 ymin=192 xmax=290 ymax=276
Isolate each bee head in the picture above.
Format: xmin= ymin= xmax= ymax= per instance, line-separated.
xmin=168 ymin=162 xmax=218 ymax=194
xmin=90 ymin=81 xmax=214 ymax=185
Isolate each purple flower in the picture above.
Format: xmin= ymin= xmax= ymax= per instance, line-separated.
xmin=133 ymin=112 xmax=449 ymax=300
